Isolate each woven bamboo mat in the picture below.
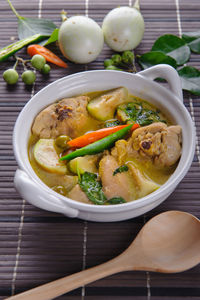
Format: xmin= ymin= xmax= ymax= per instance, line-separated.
xmin=0 ymin=0 xmax=200 ymax=299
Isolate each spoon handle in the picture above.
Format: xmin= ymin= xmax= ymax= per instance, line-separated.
xmin=6 ymin=255 xmax=126 ymax=300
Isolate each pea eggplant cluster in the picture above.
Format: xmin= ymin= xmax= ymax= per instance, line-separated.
xmin=104 ymin=50 xmax=136 ymax=72
xmin=3 ymin=54 xmax=51 ymax=86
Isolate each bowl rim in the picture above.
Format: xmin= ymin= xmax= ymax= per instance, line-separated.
xmin=13 ymin=69 xmax=196 ymax=213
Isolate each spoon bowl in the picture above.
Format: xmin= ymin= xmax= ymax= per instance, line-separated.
xmin=123 ymin=210 xmax=200 ymax=273
xmin=7 ymin=211 xmax=200 ymax=300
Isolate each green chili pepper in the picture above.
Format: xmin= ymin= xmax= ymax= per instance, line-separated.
xmin=60 ymin=123 xmax=133 ymax=161
xmin=0 ymin=34 xmax=44 ymax=62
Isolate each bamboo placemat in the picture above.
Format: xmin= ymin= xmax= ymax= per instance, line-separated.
xmin=0 ymin=0 xmax=200 ymax=299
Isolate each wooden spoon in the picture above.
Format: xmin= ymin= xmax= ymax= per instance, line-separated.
xmin=7 ymin=210 xmax=200 ymax=300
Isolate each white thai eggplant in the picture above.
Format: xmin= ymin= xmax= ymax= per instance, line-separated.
xmin=58 ymin=16 xmax=104 ymax=64
xmin=102 ymin=0 xmax=145 ymax=52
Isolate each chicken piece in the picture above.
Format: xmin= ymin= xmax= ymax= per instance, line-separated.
xmin=127 ymin=122 xmax=182 ymax=167
xmin=68 ymin=184 xmax=91 ymax=204
xmin=127 ymin=162 xmax=159 ymax=198
xmin=99 ymin=155 xmax=159 ymax=202
xmin=32 ymin=96 xmax=90 ymax=139
xmin=99 ymin=155 xmax=135 ymax=201
xmin=154 ymin=125 xmax=182 ymax=167
xmin=68 ymin=155 xmax=159 ymax=204
xmin=110 ymin=125 xmax=167 ymax=165
xmin=111 ymin=139 xmax=128 ymax=165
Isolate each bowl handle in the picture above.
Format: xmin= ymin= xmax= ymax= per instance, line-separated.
xmin=138 ymin=64 xmax=183 ymax=102
xmin=14 ymin=169 xmax=79 ymax=218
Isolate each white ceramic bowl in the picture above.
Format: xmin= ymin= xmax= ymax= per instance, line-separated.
xmin=13 ymin=65 xmax=195 ymax=222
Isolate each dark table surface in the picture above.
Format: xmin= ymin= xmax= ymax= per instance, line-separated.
xmin=0 ymin=0 xmax=200 ymax=299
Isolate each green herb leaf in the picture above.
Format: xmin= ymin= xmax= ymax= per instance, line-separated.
xmin=178 ymin=66 xmax=200 ymax=95
xmin=7 ymin=0 xmax=57 ymax=41
xmin=79 ymin=172 xmax=126 ymax=205
xmin=182 ymin=31 xmax=200 ymax=43
xmin=107 ymin=197 xmax=126 ymax=204
xmin=182 ymin=31 xmax=200 ymax=54
xmin=151 ymin=34 xmax=190 ymax=65
xmin=104 ymin=119 xmax=121 ymax=128
xmin=79 ymin=172 xmax=107 ymax=205
xmin=113 ymin=165 xmax=129 ymax=176
xmin=117 ymin=102 xmax=166 ymax=126
xmin=18 ymin=16 xmax=57 ymax=40
xmin=40 ymin=28 xmax=59 ymax=46
xmin=138 ymin=51 xmax=177 ymax=70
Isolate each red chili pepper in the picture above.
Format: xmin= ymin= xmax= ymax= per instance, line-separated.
xmin=27 ymin=44 xmax=68 ymax=68
xmin=67 ymin=123 xmax=140 ymax=148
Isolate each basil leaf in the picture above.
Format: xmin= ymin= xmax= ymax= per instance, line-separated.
xmin=104 ymin=119 xmax=121 ymax=128
xmin=138 ymin=51 xmax=177 ymax=70
xmin=182 ymin=31 xmax=200 ymax=54
xmin=151 ymin=34 xmax=190 ymax=65
xmin=178 ymin=66 xmax=200 ymax=95
xmin=18 ymin=16 xmax=57 ymax=40
xmin=107 ymin=197 xmax=126 ymax=204
xmin=113 ymin=165 xmax=128 ymax=176
xmin=79 ymin=172 xmax=126 ymax=205
xmin=41 ymin=28 xmax=59 ymax=46
xmin=117 ymin=102 xmax=166 ymax=126
xmin=79 ymin=172 xmax=107 ymax=205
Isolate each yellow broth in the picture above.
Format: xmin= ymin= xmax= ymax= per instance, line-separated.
xmin=28 ymin=89 xmax=174 ymax=200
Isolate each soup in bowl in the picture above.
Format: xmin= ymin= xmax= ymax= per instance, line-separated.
xmin=28 ymin=87 xmax=181 ymax=206
xmin=13 ymin=65 xmax=195 ymax=221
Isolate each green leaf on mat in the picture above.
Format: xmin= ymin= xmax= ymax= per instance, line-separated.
xmin=182 ymin=31 xmax=200 ymax=43
xmin=40 ymin=28 xmax=59 ymax=46
xmin=151 ymin=34 xmax=190 ymax=65
xmin=182 ymin=31 xmax=200 ymax=54
xmin=138 ymin=51 xmax=177 ymax=70
xmin=18 ymin=16 xmax=57 ymax=40
xmin=178 ymin=66 xmax=200 ymax=95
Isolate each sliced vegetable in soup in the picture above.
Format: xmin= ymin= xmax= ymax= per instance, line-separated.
xmin=28 ymin=87 xmax=182 ymax=205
